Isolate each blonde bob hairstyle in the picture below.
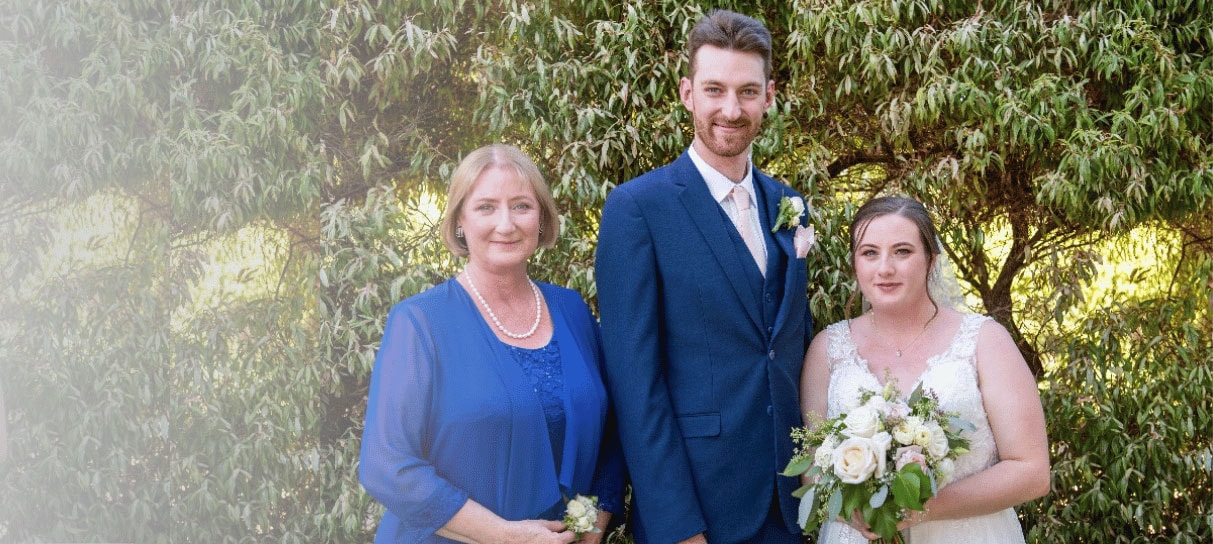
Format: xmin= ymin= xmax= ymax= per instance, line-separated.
xmin=440 ymin=144 xmax=560 ymax=257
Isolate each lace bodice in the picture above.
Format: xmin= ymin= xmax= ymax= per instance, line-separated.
xmin=825 ymin=313 xmax=998 ymax=482
xmin=817 ymin=313 xmax=1025 ymax=544
xmin=506 ymin=339 xmax=566 ymax=472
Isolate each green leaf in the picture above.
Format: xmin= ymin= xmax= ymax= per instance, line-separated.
xmin=869 ymin=484 xmax=889 ymax=508
xmin=892 ymin=470 xmax=924 ymax=510
xmin=868 ymin=509 xmax=901 ymax=542
xmin=827 ymin=488 xmax=844 ymax=523
xmin=949 ymin=416 xmax=976 ymax=432
xmin=782 ymin=455 xmax=813 ymax=477
xmin=792 ymin=483 xmax=813 ymax=499
xmin=843 ymin=485 xmax=866 ymax=518
xmin=908 ymin=382 xmax=925 ymax=405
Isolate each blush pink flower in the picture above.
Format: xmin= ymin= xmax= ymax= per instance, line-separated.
xmin=794 ymin=225 xmax=815 ymax=258
xmin=894 ymin=445 xmax=929 ymax=472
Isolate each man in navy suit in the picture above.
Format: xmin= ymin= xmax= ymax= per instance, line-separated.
xmin=596 ymin=10 xmax=813 ymax=544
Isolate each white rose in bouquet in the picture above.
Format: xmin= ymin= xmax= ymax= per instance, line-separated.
xmin=924 ymin=420 xmax=950 ymax=460
xmin=833 ymin=436 xmax=885 ymax=484
xmin=936 ymin=457 xmax=957 ymax=486
xmin=871 ymin=431 xmax=892 ymax=476
xmin=893 ymin=415 xmax=924 ymax=445
xmin=912 ymin=421 xmax=934 ymax=449
xmin=842 ymin=405 xmax=882 ymax=438
xmin=862 ymin=393 xmax=889 ymax=413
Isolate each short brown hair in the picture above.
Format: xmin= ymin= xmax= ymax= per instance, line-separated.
xmin=687 ymin=9 xmax=773 ymax=81
xmin=440 ymin=144 xmax=560 ymax=257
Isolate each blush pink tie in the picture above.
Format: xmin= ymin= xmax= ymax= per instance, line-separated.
xmin=731 ymin=185 xmax=766 ymax=276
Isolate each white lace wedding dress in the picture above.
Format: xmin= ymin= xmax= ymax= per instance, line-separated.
xmin=816 ymin=313 xmax=1026 ymax=544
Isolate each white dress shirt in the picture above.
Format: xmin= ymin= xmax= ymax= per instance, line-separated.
xmin=687 ymin=145 xmax=767 ymax=275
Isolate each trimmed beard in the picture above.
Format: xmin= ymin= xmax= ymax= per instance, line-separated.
xmin=693 ymin=115 xmax=761 ymax=159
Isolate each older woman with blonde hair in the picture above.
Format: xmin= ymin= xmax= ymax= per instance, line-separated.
xmin=360 ymin=144 xmax=624 ymax=544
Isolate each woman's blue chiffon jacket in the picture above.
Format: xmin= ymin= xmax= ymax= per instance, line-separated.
xmin=359 ymin=279 xmax=625 ymax=543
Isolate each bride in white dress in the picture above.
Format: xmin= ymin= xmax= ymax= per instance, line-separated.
xmin=799 ymin=196 xmax=1050 ymax=543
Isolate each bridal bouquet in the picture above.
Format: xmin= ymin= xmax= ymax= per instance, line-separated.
xmin=782 ymin=381 xmax=973 ymax=543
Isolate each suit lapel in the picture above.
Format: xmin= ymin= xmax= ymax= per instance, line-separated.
xmin=756 ymin=172 xmax=796 ymax=263
xmin=755 ymin=172 xmax=802 ymax=332
xmin=672 ymin=154 xmax=763 ymax=330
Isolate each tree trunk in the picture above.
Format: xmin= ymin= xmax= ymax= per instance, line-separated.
xmin=980 ymin=213 xmax=1046 ymax=379
xmin=982 ymin=286 xmax=1044 ymax=379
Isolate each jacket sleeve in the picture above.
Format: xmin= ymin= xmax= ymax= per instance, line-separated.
xmin=587 ymin=308 xmax=627 ymax=516
xmin=358 ymin=303 xmax=467 ymax=541
xmin=595 ymin=187 xmax=709 ymax=542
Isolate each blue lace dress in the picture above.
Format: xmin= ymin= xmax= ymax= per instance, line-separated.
xmin=508 ymin=341 xmax=569 ymax=513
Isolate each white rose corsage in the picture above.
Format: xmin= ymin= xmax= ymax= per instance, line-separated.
xmin=562 ymin=494 xmax=600 ymax=537
xmin=772 ymin=195 xmax=806 ymax=232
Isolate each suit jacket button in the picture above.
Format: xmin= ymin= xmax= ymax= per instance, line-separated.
xmin=767 ymin=405 xmax=773 ymax=415
xmin=768 ymin=350 xmax=776 ymax=360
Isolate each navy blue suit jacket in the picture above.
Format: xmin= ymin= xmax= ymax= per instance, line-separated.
xmin=596 ymin=152 xmax=812 ymax=543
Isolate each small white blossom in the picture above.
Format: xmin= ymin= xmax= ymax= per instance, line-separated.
xmin=893 ymin=416 xmax=925 ymax=445
xmin=815 ymin=435 xmax=839 ymax=468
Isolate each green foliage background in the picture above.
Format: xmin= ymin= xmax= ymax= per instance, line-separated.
xmin=0 ymin=0 xmax=1209 ymax=541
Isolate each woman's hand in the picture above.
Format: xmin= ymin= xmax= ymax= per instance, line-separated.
xmin=438 ymin=501 xmax=576 ymax=544
xmin=501 ymin=519 xmax=576 ymax=544
xmin=841 ymin=506 xmax=928 ymax=540
xmin=579 ymin=510 xmax=612 ymax=544
xmin=843 ymin=510 xmax=882 ymax=541
xmin=896 ymin=506 xmax=929 ymax=531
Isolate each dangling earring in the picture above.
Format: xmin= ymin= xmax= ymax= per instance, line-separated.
xmin=539 ymin=226 xmax=544 ymax=237
xmin=455 ymin=226 xmax=464 ymax=239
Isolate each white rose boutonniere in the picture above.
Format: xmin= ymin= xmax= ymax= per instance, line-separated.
xmin=772 ymin=196 xmax=806 ymax=233
xmin=562 ymin=494 xmax=600 ymax=537
xmin=774 ymin=196 xmax=816 ymax=258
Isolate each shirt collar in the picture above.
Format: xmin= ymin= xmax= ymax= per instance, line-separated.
xmin=688 ymin=144 xmax=756 ymax=206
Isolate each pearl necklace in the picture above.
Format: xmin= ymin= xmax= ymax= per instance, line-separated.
xmin=464 ymin=268 xmax=542 ymax=339
xmin=870 ymin=311 xmax=932 ymax=358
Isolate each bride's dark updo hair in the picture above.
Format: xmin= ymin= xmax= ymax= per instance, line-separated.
xmin=845 ymin=196 xmax=944 ymax=319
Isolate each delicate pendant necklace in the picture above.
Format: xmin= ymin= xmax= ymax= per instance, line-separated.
xmin=464 ymin=267 xmax=542 ymax=339
xmin=870 ymin=311 xmax=931 ymax=357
